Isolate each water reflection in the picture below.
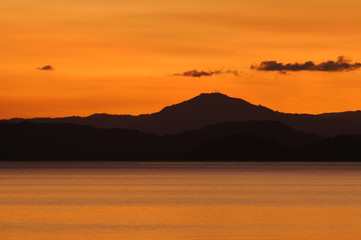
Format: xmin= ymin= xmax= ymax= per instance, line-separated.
xmin=1 ymin=162 xmax=361 ymax=240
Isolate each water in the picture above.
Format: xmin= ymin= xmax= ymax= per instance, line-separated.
xmin=1 ymin=162 xmax=361 ymax=240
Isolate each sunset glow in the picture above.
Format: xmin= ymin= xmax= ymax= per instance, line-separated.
xmin=2 ymin=0 xmax=361 ymax=118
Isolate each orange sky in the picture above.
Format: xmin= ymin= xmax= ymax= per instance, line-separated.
xmin=1 ymin=0 xmax=361 ymax=118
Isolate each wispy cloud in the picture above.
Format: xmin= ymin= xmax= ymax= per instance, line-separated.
xmin=174 ymin=69 xmax=239 ymax=77
xmin=37 ymin=65 xmax=55 ymax=71
xmin=251 ymin=56 xmax=361 ymax=73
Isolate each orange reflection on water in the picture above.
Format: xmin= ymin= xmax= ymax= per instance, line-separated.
xmin=1 ymin=162 xmax=361 ymax=240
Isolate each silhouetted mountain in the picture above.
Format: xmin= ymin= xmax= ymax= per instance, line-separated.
xmin=297 ymin=135 xmax=361 ymax=161
xmin=179 ymin=134 xmax=289 ymax=161
xmin=3 ymin=92 xmax=361 ymax=136
xmin=0 ymin=120 xmax=358 ymax=161
xmin=163 ymin=121 xmax=320 ymax=155
xmin=0 ymin=122 xmax=161 ymax=160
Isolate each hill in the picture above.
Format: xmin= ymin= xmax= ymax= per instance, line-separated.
xmin=3 ymin=93 xmax=361 ymax=136
xmin=3 ymin=120 xmax=360 ymax=161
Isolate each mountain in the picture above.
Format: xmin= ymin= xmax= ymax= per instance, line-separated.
xmin=3 ymin=92 xmax=361 ymax=136
xmin=296 ymin=135 xmax=361 ymax=161
xmin=164 ymin=121 xmax=320 ymax=152
xmin=2 ymin=120 xmax=360 ymax=161
xmin=0 ymin=122 xmax=161 ymax=160
xmin=0 ymin=120 xmax=321 ymax=161
xmin=179 ymin=134 xmax=289 ymax=161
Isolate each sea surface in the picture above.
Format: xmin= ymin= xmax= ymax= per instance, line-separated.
xmin=1 ymin=162 xmax=361 ymax=240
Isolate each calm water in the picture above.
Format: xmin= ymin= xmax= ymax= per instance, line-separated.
xmin=1 ymin=162 xmax=361 ymax=240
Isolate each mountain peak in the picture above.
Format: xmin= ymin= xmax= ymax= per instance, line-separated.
xmin=196 ymin=92 xmax=230 ymax=98
xmin=156 ymin=92 xmax=275 ymax=120
xmin=189 ymin=92 xmax=236 ymax=102
xmin=182 ymin=92 xmax=254 ymax=107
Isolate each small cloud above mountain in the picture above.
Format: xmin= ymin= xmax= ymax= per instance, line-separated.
xmin=37 ymin=65 xmax=55 ymax=71
xmin=174 ymin=69 xmax=239 ymax=77
xmin=251 ymin=56 xmax=361 ymax=73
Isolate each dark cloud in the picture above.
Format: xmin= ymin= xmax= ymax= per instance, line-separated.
xmin=225 ymin=70 xmax=240 ymax=76
xmin=251 ymin=56 xmax=361 ymax=73
xmin=174 ymin=69 xmax=239 ymax=77
xmin=37 ymin=65 xmax=55 ymax=71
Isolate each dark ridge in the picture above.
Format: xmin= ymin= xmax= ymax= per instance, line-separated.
xmin=2 ymin=92 xmax=361 ymax=136
xmin=0 ymin=121 xmax=161 ymax=161
xmin=1 ymin=120 xmax=360 ymax=161
xmin=179 ymin=134 xmax=289 ymax=161
xmin=297 ymin=135 xmax=361 ymax=161
xmin=163 ymin=121 xmax=320 ymax=155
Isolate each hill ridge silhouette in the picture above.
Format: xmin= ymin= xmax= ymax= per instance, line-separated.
xmin=2 ymin=92 xmax=361 ymax=136
xmin=1 ymin=120 xmax=361 ymax=161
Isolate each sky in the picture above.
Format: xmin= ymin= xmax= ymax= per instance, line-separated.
xmin=1 ymin=0 xmax=361 ymax=118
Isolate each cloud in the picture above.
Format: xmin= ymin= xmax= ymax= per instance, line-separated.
xmin=251 ymin=56 xmax=361 ymax=73
xmin=37 ymin=65 xmax=55 ymax=71
xmin=174 ymin=69 xmax=239 ymax=77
